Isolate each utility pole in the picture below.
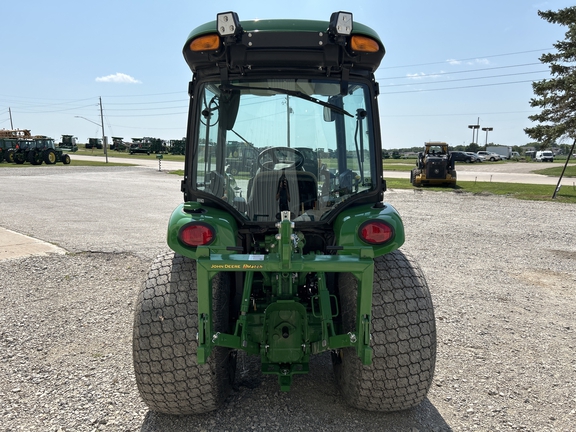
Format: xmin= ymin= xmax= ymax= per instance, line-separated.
xmin=286 ymin=95 xmax=291 ymax=148
xmin=99 ymin=97 xmax=108 ymax=163
xmin=9 ymin=107 xmax=13 ymax=129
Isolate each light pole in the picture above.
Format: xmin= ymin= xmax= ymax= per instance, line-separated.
xmin=468 ymin=124 xmax=480 ymax=144
xmin=74 ymin=115 xmax=108 ymax=163
xmin=482 ymin=127 xmax=493 ymax=147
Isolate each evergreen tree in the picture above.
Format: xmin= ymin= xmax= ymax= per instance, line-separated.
xmin=525 ymin=6 xmax=576 ymax=147
xmin=525 ymin=6 xmax=576 ymax=198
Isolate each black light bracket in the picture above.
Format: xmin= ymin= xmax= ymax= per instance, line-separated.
xmin=328 ymin=11 xmax=353 ymax=45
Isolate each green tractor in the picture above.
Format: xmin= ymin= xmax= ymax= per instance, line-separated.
xmin=133 ymin=11 xmax=436 ymax=415
xmin=12 ymin=139 xmax=34 ymax=164
xmin=169 ymin=138 xmax=185 ymax=155
xmin=129 ymin=138 xmax=151 ymax=155
xmin=111 ymin=137 xmax=128 ymax=152
xmin=0 ymin=130 xmax=29 ymax=163
xmin=0 ymin=138 xmax=16 ymax=163
xmin=58 ymin=135 xmax=78 ymax=152
xmin=13 ymin=137 xmax=71 ymax=165
xmin=85 ymin=138 xmax=103 ymax=149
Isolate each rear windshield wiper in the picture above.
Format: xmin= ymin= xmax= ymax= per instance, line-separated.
xmin=221 ymin=84 xmax=353 ymax=118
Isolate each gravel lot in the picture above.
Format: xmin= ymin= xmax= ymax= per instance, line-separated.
xmin=0 ymin=166 xmax=575 ymax=431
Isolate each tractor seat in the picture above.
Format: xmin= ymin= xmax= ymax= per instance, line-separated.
xmin=247 ymin=170 xmax=317 ymax=222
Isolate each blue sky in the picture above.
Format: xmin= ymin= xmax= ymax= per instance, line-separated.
xmin=1 ymin=0 xmax=573 ymax=148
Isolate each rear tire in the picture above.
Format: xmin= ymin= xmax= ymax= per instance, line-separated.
xmin=133 ymin=251 xmax=235 ymax=415
xmin=333 ymin=250 xmax=436 ymax=412
xmin=44 ymin=149 xmax=57 ymax=164
xmin=14 ymin=152 xmax=25 ymax=164
xmin=5 ymin=149 xmax=15 ymax=163
xmin=410 ymin=169 xmax=419 ymax=186
xmin=28 ymin=151 xmax=42 ymax=165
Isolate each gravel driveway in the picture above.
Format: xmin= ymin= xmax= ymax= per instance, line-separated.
xmin=0 ymin=166 xmax=575 ymax=431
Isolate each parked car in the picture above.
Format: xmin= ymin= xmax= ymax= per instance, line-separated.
xmin=535 ymin=150 xmax=554 ymax=162
xmin=450 ymin=151 xmax=474 ymax=163
xmin=451 ymin=151 xmax=481 ymax=163
xmin=476 ymin=151 xmax=501 ymax=161
xmin=464 ymin=152 xmax=484 ymax=162
xmin=510 ymin=151 xmax=521 ymax=160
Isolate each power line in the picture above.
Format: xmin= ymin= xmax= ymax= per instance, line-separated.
xmin=10 ymin=104 xmax=100 ymax=114
xmin=377 ymin=62 xmax=543 ymax=81
xmin=380 ymin=110 xmax=535 ymax=118
xmin=380 ymin=78 xmax=540 ymax=94
xmin=379 ymin=48 xmax=550 ymax=70
xmin=99 ymin=111 xmax=188 ymax=117
xmin=382 ymin=70 xmax=547 ymax=88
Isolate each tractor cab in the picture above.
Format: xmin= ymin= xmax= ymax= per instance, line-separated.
xmin=180 ymin=12 xmax=386 ymax=237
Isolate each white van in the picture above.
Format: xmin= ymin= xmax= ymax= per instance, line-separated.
xmin=535 ymin=150 xmax=554 ymax=162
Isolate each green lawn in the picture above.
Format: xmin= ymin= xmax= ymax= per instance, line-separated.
xmin=75 ymin=148 xmax=185 ymax=162
xmin=384 ymin=159 xmax=576 ymax=177
xmin=532 ymin=164 xmax=576 ymax=177
xmin=385 ymin=178 xmax=576 ymax=203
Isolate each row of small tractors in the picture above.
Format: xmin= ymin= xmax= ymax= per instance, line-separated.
xmin=0 ymin=130 xmax=72 ymax=165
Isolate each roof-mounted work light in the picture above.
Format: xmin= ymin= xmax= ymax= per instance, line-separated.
xmin=217 ymin=12 xmax=242 ymax=36
xmin=329 ymin=11 xmax=353 ymax=36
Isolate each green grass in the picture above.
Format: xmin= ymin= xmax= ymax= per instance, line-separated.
xmin=531 ymin=164 xmax=576 ymax=177
xmin=384 ymin=159 xmax=576 ymax=176
xmin=385 ymin=178 xmax=576 ymax=203
xmin=383 ymin=162 xmax=415 ymax=172
xmin=75 ymin=148 xmax=185 ymax=162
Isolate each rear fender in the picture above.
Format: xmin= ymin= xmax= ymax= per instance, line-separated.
xmin=332 ymin=202 xmax=404 ymax=257
xmin=167 ymin=202 xmax=238 ymax=259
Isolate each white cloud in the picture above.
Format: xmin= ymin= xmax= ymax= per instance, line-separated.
xmin=448 ymin=58 xmax=490 ymax=66
xmin=95 ymin=73 xmax=142 ymax=84
xmin=407 ymin=72 xmax=426 ymax=80
xmin=465 ymin=58 xmax=490 ymax=66
xmin=407 ymin=72 xmax=442 ymax=80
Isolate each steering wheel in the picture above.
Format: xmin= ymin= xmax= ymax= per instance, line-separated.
xmin=257 ymin=147 xmax=304 ymax=171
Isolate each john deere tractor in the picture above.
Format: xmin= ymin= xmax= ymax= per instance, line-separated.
xmin=0 ymin=129 xmax=28 ymax=163
xmin=410 ymin=141 xmax=457 ymax=187
xmin=133 ymin=11 xmax=436 ymax=415
xmin=13 ymin=137 xmax=71 ymax=165
xmin=0 ymin=138 xmax=16 ymax=163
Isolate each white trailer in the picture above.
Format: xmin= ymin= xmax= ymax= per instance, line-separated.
xmin=487 ymin=145 xmax=512 ymax=160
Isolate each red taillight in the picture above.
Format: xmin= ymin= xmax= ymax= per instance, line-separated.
xmin=179 ymin=223 xmax=215 ymax=247
xmin=359 ymin=221 xmax=394 ymax=245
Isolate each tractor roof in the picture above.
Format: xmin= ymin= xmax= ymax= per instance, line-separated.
xmin=183 ymin=12 xmax=385 ymax=76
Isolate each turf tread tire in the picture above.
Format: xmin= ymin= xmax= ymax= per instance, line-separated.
xmin=133 ymin=251 xmax=233 ymax=415
xmin=333 ymin=250 xmax=436 ymax=412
